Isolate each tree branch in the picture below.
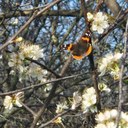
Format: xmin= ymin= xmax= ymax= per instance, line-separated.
xmin=0 ymin=10 xmax=80 ymax=20
xmin=116 ymin=18 xmax=128 ymax=128
xmin=0 ymin=0 xmax=61 ymax=51
xmin=80 ymin=0 xmax=101 ymax=111
xmin=0 ymin=73 xmax=86 ymax=96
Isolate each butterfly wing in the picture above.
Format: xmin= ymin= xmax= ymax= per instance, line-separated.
xmin=63 ymin=31 xmax=92 ymax=60
xmin=72 ymin=54 xmax=84 ymax=60
xmin=72 ymin=43 xmax=92 ymax=60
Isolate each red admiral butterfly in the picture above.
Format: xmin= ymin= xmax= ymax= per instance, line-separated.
xmin=63 ymin=31 xmax=92 ymax=60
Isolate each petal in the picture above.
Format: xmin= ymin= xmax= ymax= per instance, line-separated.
xmin=8 ymin=103 xmax=13 ymax=110
xmin=97 ymin=27 xmax=104 ymax=34
xmin=87 ymin=12 xmax=93 ymax=21
xmin=91 ymin=24 xmax=98 ymax=31
xmin=15 ymin=100 xmax=22 ymax=107
xmin=15 ymin=92 xmax=24 ymax=98
xmin=102 ymin=21 xmax=109 ymax=28
xmin=3 ymin=96 xmax=13 ymax=109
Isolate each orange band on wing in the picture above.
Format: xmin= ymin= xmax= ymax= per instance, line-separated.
xmin=85 ymin=44 xmax=92 ymax=56
xmin=72 ymin=55 xmax=83 ymax=60
xmin=82 ymin=37 xmax=90 ymax=42
xmin=67 ymin=44 xmax=73 ymax=51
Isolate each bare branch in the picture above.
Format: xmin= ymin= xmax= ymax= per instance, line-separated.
xmin=0 ymin=73 xmax=89 ymax=96
xmin=116 ymin=18 xmax=128 ymax=128
xmin=104 ymin=0 xmax=121 ymax=16
xmin=0 ymin=0 xmax=61 ymax=51
xmin=0 ymin=10 xmax=80 ymax=20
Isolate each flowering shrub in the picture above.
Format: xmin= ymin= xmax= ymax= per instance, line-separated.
xmin=0 ymin=0 xmax=127 ymax=127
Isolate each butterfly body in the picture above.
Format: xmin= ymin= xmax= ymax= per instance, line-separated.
xmin=63 ymin=31 xmax=92 ymax=60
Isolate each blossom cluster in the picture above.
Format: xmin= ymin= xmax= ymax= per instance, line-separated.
xmin=98 ymin=52 xmax=123 ymax=79
xmin=81 ymin=87 xmax=97 ymax=113
xmin=71 ymin=87 xmax=97 ymax=113
xmin=8 ymin=42 xmax=47 ymax=82
xmin=19 ymin=43 xmax=44 ymax=60
xmin=95 ymin=109 xmax=128 ymax=128
xmin=87 ymin=12 xmax=109 ymax=34
xmin=55 ymin=87 xmax=97 ymax=114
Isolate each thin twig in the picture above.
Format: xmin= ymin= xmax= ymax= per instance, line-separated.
xmin=0 ymin=73 xmax=87 ymax=96
xmin=80 ymin=0 xmax=101 ymax=111
xmin=38 ymin=110 xmax=69 ymax=128
xmin=30 ymin=10 xmax=84 ymax=127
xmin=0 ymin=0 xmax=61 ymax=51
xmin=0 ymin=10 xmax=81 ymax=20
xmin=95 ymin=0 xmax=104 ymax=12
xmin=116 ymin=19 xmax=128 ymax=128
xmin=26 ymin=58 xmax=61 ymax=78
xmin=21 ymin=102 xmax=36 ymax=116
xmin=30 ymin=55 xmax=72 ymax=128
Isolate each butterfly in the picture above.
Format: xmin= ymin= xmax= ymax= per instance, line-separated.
xmin=63 ymin=31 xmax=92 ymax=60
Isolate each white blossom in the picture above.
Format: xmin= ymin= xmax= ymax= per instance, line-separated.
xmin=92 ymin=12 xmax=109 ymax=34
xmin=87 ymin=12 xmax=93 ymax=21
xmin=44 ymin=83 xmax=52 ymax=92
xmin=56 ymin=102 xmax=68 ymax=113
xmin=20 ymin=43 xmax=44 ymax=60
xmin=95 ymin=123 xmax=106 ymax=128
xmin=98 ymin=82 xmax=111 ymax=92
xmin=110 ymin=109 xmax=118 ymax=118
xmin=11 ymin=18 xmax=18 ymax=25
xmin=95 ymin=112 xmax=106 ymax=123
xmin=8 ymin=43 xmax=45 ymax=82
xmin=95 ymin=109 xmax=128 ymax=128
xmin=28 ymin=63 xmax=48 ymax=81
xmin=106 ymin=122 xmax=116 ymax=128
xmin=3 ymin=96 xmax=13 ymax=110
xmin=53 ymin=117 xmax=62 ymax=124
xmin=98 ymin=52 xmax=123 ymax=78
xmin=8 ymin=53 xmax=23 ymax=68
xmin=14 ymin=92 xmax=24 ymax=107
xmin=87 ymin=12 xmax=109 ymax=34
xmin=71 ymin=91 xmax=82 ymax=110
xmin=121 ymin=112 xmax=128 ymax=122
xmin=3 ymin=92 xmax=24 ymax=110
xmin=81 ymin=87 xmax=97 ymax=113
